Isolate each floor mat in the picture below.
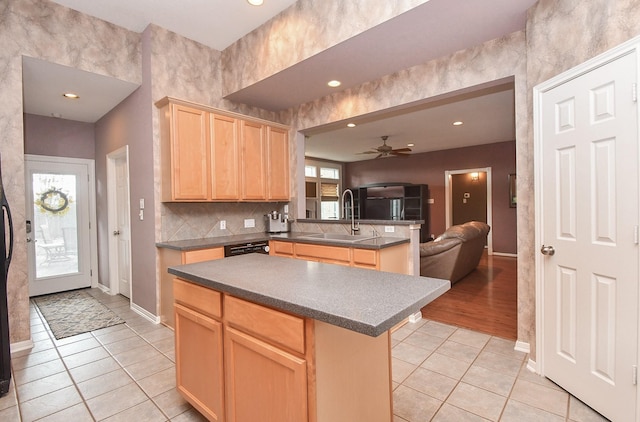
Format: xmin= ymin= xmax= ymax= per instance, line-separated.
xmin=33 ymin=289 xmax=125 ymax=339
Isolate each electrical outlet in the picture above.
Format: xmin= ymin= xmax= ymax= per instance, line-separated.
xmin=244 ymin=218 xmax=255 ymax=228
xmin=220 ymin=220 xmax=226 ymax=230
xmin=384 ymin=226 xmax=395 ymax=233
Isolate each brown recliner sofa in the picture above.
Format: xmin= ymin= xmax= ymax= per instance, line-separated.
xmin=419 ymin=221 xmax=490 ymax=284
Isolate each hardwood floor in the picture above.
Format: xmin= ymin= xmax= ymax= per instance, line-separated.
xmin=421 ymin=251 xmax=517 ymax=340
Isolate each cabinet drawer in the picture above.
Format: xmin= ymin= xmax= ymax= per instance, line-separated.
xmin=225 ymin=295 xmax=305 ymax=354
xmin=174 ymin=278 xmax=222 ymax=319
xmin=183 ymin=247 xmax=224 ymax=264
xmin=270 ymin=240 xmax=294 ymax=256
xmin=352 ymin=248 xmax=378 ymax=267
xmin=295 ymin=243 xmax=350 ymax=263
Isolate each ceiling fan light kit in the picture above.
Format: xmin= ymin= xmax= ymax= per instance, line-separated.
xmin=358 ymin=136 xmax=412 ymax=159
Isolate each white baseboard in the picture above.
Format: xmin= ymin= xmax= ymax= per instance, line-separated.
xmin=11 ymin=339 xmax=34 ymax=353
xmin=97 ymin=283 xmax=110 ymax=294
xmin=526 ymin=358 xmax=539 ymax=374
xmin=131 ymin=302 xmax=161 ymax=324
xmin=408 ymin=311 xmax=422 ymax=323
xmin=492 ymin=252 xmax=517 ymax=258
xmin=515 ymin=340 xmax=530 ymax=354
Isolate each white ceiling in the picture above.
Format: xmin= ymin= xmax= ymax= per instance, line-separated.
xmin=304 ymin=81 xmax=516 ymax=162
xmin=26 ymin=0 xmax=535 ymax=161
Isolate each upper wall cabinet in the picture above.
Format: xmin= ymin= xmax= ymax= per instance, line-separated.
xmin=267 ymin=126 xmax=290 ymax=201
xmin=157 ymin=97 xmax=290 ymax=202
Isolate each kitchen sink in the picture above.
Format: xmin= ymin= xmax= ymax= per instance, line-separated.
xmin=298 ymin=233 xmax=377 ymax=243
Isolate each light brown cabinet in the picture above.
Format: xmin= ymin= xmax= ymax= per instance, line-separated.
xmin=174 ymin=278 xmax=394 ymax=422
xmin=224 ymin=296 xmax=307 ymax=422
xmin=174 ymin=279 xmax=225 ymax=421
xmin=266 ymin=126 xmax=290 ymax=201
xmin=157 ymin=97 xmax=289 ymax=202
xmin=211 ymin=114 xmax=240 ymax=200
xmin=160 ymin=103 xmax=210 ymax=201
xmin=270 ymin=240 xmax=410 ymax=274
xmin=239 ymin=120 xmax=267 ymax=200
xmin=174 ymin=304 xmax=225 ymax=421
xmin=159 ymin=247 xmax=224 ymax=328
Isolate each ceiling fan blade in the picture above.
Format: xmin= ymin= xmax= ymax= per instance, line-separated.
xmin=392 ymin=148 xmax=412 ymax=153
xmin=390 ymin=151 xmax=411 ymax=157
xmin=375 ymin=153 xmax=383 ymax=159
xmin=357 ymin=150 xmax=378 ymax=155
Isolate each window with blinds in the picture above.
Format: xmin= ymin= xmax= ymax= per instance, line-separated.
xmin=305 ymin=159 xmax=342 ymax=220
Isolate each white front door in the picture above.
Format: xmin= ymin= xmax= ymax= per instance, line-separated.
xmin=26 ymin=155 xmax=96 ymax=296
xmin=536 ymin=47 xmax=638 ymax=421
xmin=107 ymin=146 xmax=131 ymax=299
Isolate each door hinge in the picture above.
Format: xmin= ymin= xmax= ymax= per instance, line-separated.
xmin=90 ymin=269 xmax=93 ymax=277
xmin=633 ymin=365 xmax=638 ymax=385
xmin=633 ymin=83 xmax=638 ymax=103
xmin=635 ymin=226 xmax=639 ymax=245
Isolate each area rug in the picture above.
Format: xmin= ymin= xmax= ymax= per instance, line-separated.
xmin=33 ymin=289 xmax=125 ymax=340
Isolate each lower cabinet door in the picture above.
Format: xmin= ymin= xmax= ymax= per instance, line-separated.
xmin=224 ymin=326 xmax=308 ymax=422
xmin=175 ymin=303 xmax=224 ymax=421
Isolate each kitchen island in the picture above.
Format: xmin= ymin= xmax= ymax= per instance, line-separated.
xmin=169 ymin=254 xmax=449 ymax=422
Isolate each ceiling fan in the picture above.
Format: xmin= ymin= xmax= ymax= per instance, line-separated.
xmin=358 ymin=136 xmax=412 ymax=158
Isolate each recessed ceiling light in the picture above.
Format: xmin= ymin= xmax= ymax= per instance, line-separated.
xmin=327 ymin=80 xmax=341 ymax=88
xmin=453 ymin=121 xmax=463 ymax=126
xmin=247 ymin=0 xmax=263 ymax=5
xmin=63 ymin=93 xmax=79 ymax=99
xmin=407 ymin=143 xmax=415 ymax=147
xmin=347 ymin=123 xmax=356 ymax=128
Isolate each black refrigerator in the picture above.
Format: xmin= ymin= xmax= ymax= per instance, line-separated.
xmin=0 ymin=159 xmax=13 ymax=396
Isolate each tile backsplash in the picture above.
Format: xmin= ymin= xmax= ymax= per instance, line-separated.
xmin=161 ymin=202 xmax=288 ymax=241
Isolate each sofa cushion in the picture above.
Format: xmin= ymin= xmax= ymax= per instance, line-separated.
xmin=419 ymin=221 xmax=490 ymax=284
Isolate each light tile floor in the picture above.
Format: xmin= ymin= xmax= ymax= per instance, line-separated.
xmin=0 ymin=289 xmax=609 ymax=421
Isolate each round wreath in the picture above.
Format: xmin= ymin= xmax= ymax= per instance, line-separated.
xmin=35 ymin=188 xmax=72 ymax=216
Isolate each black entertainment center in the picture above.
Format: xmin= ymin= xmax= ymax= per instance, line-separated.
xmin=344 ymin=183 xmax=430 ymax=242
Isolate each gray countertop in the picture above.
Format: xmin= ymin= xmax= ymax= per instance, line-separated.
xmin=168 ymin=254 xmax=449 ymax=337
xmin=156 ymin=232 xmax=410 ymax=251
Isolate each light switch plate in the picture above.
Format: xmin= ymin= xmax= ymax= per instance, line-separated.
xmin=244 ymin=218 xmax=255 ymax=228
xmin=384 ymin=226 xmax=395 ymax=233
xmin=220 ymin=220 xmax=226 ymax=230
xmin=427 ymin=198 xmax=435 ymax=204
xmin=139 ymin=198 xmax=145 ymax=209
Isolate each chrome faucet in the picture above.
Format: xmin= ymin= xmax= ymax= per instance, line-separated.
xmin=341 ymin=189 xmax=360 ymax=235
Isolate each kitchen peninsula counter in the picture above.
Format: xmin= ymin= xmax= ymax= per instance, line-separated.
xmin=169 ymin=253 xmax=448 ymax=337
xmin=157 ymin=231 xmax=409 ymax=252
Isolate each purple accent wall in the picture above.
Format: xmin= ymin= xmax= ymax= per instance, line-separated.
xmin=94 ymin=28 xmax=155 ymax=314
xmin=24 ymin=114 xmax=95 ymax=159
xmin=345 ymin=141 xmax=517 ymax=254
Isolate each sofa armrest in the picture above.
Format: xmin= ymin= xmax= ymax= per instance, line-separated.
xmin=419 ymin=238 xmax=461 ymax=257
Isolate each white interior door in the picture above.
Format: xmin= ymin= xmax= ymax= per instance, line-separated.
xmin=107 ymin=146 xmax=131 ymax=299
xmin=537 ymin=48 xmax=638 ymax=421
xmin=26 ymin=155 xmax=96 ymax=296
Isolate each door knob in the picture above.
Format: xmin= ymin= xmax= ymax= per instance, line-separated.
xmin=26 ymin=237 xmax=32 ymax=243
xmin=113 ymin=230 xmax=120 ymax=236
xmin=540 ymin=245 xmax=555 ymax=256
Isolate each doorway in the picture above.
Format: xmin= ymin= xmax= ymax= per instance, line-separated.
xmin=25 ymin=155 xmax=97 ymax=296
xmin=107 ymin=146 xmax=132 ymax=299
xmin=445 ymin=167 xmax=493 ymax=254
